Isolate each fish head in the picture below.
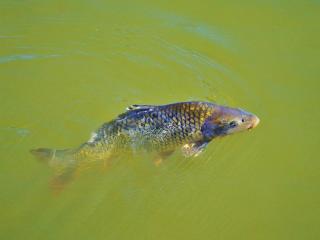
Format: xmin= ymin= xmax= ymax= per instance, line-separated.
xmin=202 ymin=105 xmax=260 ymax=139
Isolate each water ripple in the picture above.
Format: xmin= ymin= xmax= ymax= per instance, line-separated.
xmin=0 ymin=54 xmax=62 ymax=64
xmin=150 ymin=10 xmax=236 ymax=51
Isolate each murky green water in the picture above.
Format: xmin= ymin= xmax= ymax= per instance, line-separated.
xmin=1 ymin=1 xmax=319 ymax=239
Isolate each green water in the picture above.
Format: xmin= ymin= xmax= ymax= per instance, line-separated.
xmin=1 ymin=1 xmax=319 ymax=239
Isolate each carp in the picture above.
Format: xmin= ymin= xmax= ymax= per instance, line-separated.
xmin=31 ymin=101 xmax=259 ymax=188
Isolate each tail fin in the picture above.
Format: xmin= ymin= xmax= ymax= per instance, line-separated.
xmin=30 ymin=148 xmax=77 ymax=191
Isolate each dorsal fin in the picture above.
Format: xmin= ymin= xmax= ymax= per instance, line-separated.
xmin=126 ymin=104 xmax=156 ymax=111
xmin=117 ymin=104 xmax=157 ymax=120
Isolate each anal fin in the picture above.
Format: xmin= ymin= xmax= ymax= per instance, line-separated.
xmin=154 ymin=150 xmax=175 ymax=166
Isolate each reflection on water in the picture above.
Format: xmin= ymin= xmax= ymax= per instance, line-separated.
xmin=0 ymin=0 xmax=319 ymax=239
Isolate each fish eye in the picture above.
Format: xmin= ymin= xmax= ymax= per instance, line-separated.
xmin=241 ymin=118 xmax=245 ymax=123
xmin=229 ymin=121 xmax=237 ymax=128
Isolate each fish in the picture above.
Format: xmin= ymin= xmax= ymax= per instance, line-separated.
xmin=31 ymin=101 xmax=260 ymax=189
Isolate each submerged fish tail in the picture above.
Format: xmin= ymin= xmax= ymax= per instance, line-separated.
xmin=31 ymin=148 xmax=77 ymax=190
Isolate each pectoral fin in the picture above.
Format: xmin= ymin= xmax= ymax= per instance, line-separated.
xmin=181 ymin=141 xmax=208 ymax=157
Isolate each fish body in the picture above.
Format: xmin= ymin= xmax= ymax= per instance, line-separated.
xmin=79 ymin=101 xmax=259 ymax=155
xmin=82 ymin=102 xmax=213 ymax=155
xmin=31 ymin=101 xmax=260 ymax=188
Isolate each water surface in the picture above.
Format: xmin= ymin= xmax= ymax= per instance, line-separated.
xmin=1 ymin=1 xmax=319 ymax=239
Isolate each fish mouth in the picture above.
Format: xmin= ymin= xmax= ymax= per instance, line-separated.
xmin=247 ymin=115 xmax=260 ymax=130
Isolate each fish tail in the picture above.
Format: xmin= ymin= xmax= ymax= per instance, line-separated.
xmin=30 ymin=148 xmax=77 ymax=191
